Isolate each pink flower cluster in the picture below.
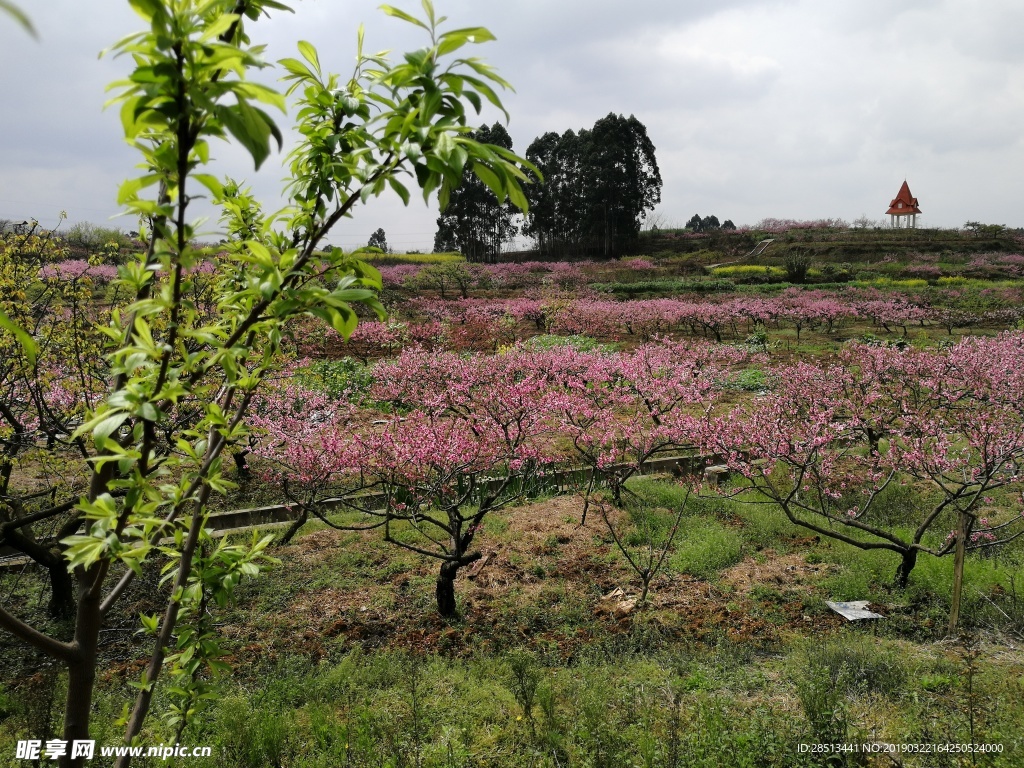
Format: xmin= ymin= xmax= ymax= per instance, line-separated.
xmin=38 ymin=260 xmax=118 ymax=282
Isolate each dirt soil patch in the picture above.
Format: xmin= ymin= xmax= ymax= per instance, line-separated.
xmin=213 ymin=495 xmax=851 ymax=664
xmin=721 ymin=552 xmax=837 ymax=595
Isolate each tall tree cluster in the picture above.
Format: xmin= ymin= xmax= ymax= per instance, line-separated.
xmin=685 ymin=214 xmax=736 ymax=233
xmin=434 ymin=113 xmax=662 ymax=260
xmin=525 ymin=113 xmax=662 ymax=258
xmin=434 ymin=123 xmax=520 ymax=262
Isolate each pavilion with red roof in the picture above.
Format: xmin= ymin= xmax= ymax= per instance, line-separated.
xmin=886 ymin=180 xmax=921 ymax=228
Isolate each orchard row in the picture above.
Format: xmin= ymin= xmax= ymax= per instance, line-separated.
xmin=323 ymin=290 xmax=1024 ymax=360
xmin=252 ymin=332 xmax=1024 ymax=614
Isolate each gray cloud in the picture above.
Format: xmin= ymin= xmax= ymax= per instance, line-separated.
xmin=1 ymin=0 xmax=1021 ymax=247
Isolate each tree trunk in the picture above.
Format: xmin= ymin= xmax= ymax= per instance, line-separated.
xmin=232 ymin=449 xmax=250 ymax=479
xmin=278 ymin=505 xmax=308 ymax=545
xmin=948 ymin=512 xmax=970 ymax=636
xmin=5 ymin=529 xmax=75 ymax=619
xmin=60 ymin=586 xmax=102 ymax=768
xmin=893 ymin=547 xmax=918 ymax=589
xmin=48 ymin=559 xmax=75 ymax=620
xmin=436 ymin=561 xmax=460 ymax=618
xmin=435 ymin=552 xmax=483 ymax=618
xmin=611 ymin=477 xmax=623 ymax=507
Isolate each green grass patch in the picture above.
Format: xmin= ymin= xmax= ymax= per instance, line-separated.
xmin=717 ymin=367 xmax=773 ymax=391
xmin=519 ymin=333 xmax=617 ymax=353
xmin=669 ymin=518 xmax=744 ymax=579
xmin=591 ymin=278 xmax=735 ymax=295
xmin=733 ymin=504 xmax=808 ymax=549
xmin=360 ymin=251 xmax=465 ymax=264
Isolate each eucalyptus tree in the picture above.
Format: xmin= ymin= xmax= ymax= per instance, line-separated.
xmin=524 ymin=129 xmax=589 ymax=256
xmin=0 ymin=1 xmax=531 ymax=764
xmin=368 ymin=227 xmax=389 ymax=253
xmin=433 ymin=122 xmax=523 ymax=261
xmin=525 ymin=114 xmax=661 ymax=258
xmin=582 ymin=113 xmax=662 ymax=257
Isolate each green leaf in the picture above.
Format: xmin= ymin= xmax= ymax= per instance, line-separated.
xmin=138 ymin=402 xmax=160 ymax=422
xmin=94 ymin=411 xmax=130 ymax=442
xmin=0 ymin=0 xmax=36 ymax=37
xmin=126 ymin=0 xmax=160 ymax=22
xmin=216 ymin=100 xmax=282 ymax=170
xmin=279 ymin=57 xmax=316 ymax=81
xmin=506 ymin=179 xmax=529 ymax=213
xmin=310 ymin=306 xmax=358 ymax=340
xmin=379 ymin=5 xmax=430 ymax=31
xmin=117 ymin=173 xmax=160 ymax=205
xmin=436 ymin=27 xmax=496 ymax=56
xmin=0 ymin=308 xmax=37 ymax=365
xmin=139 ymin=613 xmax=160 ymax=635
xmin=388 ymin=176 xmax=411 ymax=206
xmin=472 ymin=161 xmax=504 ymax=201
xmin=200 ymin=13 xmax=239 ymax=42
xmin=296 ymin=40 xmax=321 ymax=75
xmin=192 ymin=174 xmax=224 ymax=199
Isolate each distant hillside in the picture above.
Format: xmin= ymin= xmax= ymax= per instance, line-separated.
xmin=640 ymin=225 xmax=1023 ymax=264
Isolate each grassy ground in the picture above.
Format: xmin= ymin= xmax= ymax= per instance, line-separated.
xmin=2 ymin=478 xmax=1021 ymax=767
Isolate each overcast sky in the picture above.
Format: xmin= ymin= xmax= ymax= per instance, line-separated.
xmin=2 ymin=0 xmax=1022 ymax=251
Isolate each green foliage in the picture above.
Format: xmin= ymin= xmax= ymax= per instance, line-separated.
xmin=0 ymin=0 xmax=34 ymax=36
xmin=735 ymin=505 xmax=807 ymax=549
xmin=417 ymin=260 xmax=474 ymax=298
xmin=212 ymin=695 xmax=292 ymax=768
xmin=865 ymin=481 xmax=935 ymax=528
xmin=505 ymin=649 xmax=542 ymax=727
xmin=686 ymin=213 xmax=725 ymax=233
xmin=177 ymin=653 xmax=829 ymax=767
xmin=158 ymin=532 xmax=278 ymax=737
xmin=525 ymin=114 xmax=662 ymax=258
xmin=0 ymin=307 xmax=35 ymax=365
xmin=783 ymin=253 xmax=812 ymax=284
xmin=794 ymin=636 xmax=909 ymax=698
xmin=744 ymin=324 xmax=770 ymax=350
xmin=794 ymin=662 xmax=851 ymax=748
xmin=63 ymin=221 xmax=136 ymax=256
xmin=0 ymin=0 xmax=535 ymax=752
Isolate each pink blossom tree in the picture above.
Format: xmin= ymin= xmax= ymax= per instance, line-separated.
xmin=702 ymin=336 xmax=1024 ymax=593
xmin=256 ymin=347 xmax=559 ymax=616
xmin=553 ymin=340 xmax=746 ymax=517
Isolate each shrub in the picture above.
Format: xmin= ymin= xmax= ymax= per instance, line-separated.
xmin=300 ymin=357 xmax=374 ymax=401
xmin=783 ymin=253 xmax=813 ymax=284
